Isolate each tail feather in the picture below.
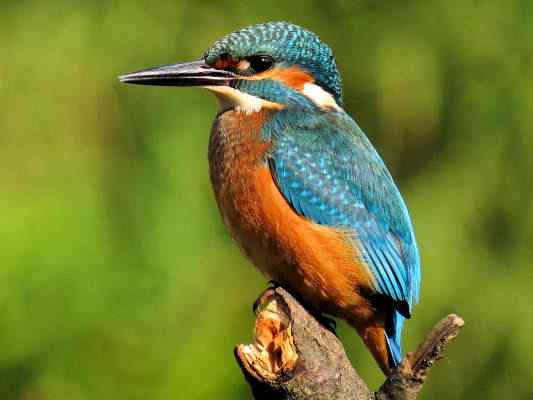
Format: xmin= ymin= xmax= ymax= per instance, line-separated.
xmin=385 ymin=310 xmax=404 ymax=367
xmin=351 ymin=309 xmax=406 ymax=374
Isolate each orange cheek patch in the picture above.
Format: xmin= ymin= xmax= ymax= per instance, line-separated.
xmin=244 ymin=66 xmax=315 ymax=91
xmin=270 ymin=66 xmax=314 ymax=90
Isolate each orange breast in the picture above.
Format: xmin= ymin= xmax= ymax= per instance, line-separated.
xmin=208 ymin=109 xmax=376 ymax=322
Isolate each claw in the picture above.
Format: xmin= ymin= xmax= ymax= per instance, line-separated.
xmin=252 ymin=283 xmax=337 ymax=335
xmin=253 ymin=282 xmax=283 ymax=314
xmin=252 ymin=296 xmax=262 ymax=314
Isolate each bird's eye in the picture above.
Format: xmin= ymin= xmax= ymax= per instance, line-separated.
xmin=247 ymin=55 xmax=274 ymax=73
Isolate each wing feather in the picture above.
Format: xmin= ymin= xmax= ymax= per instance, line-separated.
xmin=266 ymin=110 xmax=420 ymax=314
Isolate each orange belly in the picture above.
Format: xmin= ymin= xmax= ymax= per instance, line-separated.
xmin=208 ymin=109 xmax=376 ymax=323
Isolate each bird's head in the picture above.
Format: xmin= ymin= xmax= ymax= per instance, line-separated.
xmin=120 ymin=22 xmax=343 ymax=113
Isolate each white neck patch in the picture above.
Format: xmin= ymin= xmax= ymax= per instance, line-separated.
xmin=301 ymin=83 xmax=341 ymax=111
xmin=204 ymin=86 xmax=283 ymax=115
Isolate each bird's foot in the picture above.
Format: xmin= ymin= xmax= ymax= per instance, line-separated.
xmin=267 ymin=280 xmax=282 ymax=288
xmin=265 ymin=282 xmax=338 ymax=334
xmin=252 ymin=282 xmax=337 ymax=335
xmin=253 ymin=281 xmax=283 ymax=314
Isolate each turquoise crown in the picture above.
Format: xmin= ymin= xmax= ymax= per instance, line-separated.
xmin=204 ymin=22 xmax=343 ymax=104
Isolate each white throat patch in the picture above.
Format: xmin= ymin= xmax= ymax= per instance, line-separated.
xmin=301 ymin=83 xmax=341 ymax=111
xmin=204 ymin=86 xmax=283 ymax=115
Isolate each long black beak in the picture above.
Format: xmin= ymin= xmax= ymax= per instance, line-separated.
xmin=118 ymin=59 xmax=236 ymax=86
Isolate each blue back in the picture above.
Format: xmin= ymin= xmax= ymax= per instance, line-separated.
xmin=264 ymin=107 xmax=421 ymax=364
xmin=203 ymin=21 xmax=421 ymax=366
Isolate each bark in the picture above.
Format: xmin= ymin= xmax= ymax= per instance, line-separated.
xmin=235 ymin=287 xmax=464 ymax=400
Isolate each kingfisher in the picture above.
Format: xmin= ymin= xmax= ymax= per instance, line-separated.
xmin=119 ymin=22 xmax=421 ymax=374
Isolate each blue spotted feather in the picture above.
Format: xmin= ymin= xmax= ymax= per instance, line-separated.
xmin=203 ymin=20 xmax=420 ymax=367
xmin=264 ymin=108 xmax=421 ymax=366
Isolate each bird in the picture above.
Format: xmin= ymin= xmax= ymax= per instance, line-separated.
xmin=119 ymin=21 xmax=421 ymax=375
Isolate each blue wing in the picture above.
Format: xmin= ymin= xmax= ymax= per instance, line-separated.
xmin=264 ymin=110 xmax=421 ymax=364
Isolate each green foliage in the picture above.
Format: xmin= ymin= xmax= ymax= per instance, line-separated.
xmin=1 ymin=1 xmax=532 ymax=399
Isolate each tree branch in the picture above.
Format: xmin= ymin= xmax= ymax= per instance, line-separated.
xmin=235 ymin=287 xmax=464 ymax=400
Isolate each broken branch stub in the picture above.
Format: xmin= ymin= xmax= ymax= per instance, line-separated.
xmin=235 ymin=287 xmax=465 ymax=400
xmin=235 ymin=287 xmax=372 ymax=400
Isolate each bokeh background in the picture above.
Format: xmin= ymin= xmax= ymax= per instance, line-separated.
xmin=2 ymin=1 xmax=532 ymax=399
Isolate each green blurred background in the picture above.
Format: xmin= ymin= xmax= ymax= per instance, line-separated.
xmin=1 ymin=1 xmax=532 ymax=399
